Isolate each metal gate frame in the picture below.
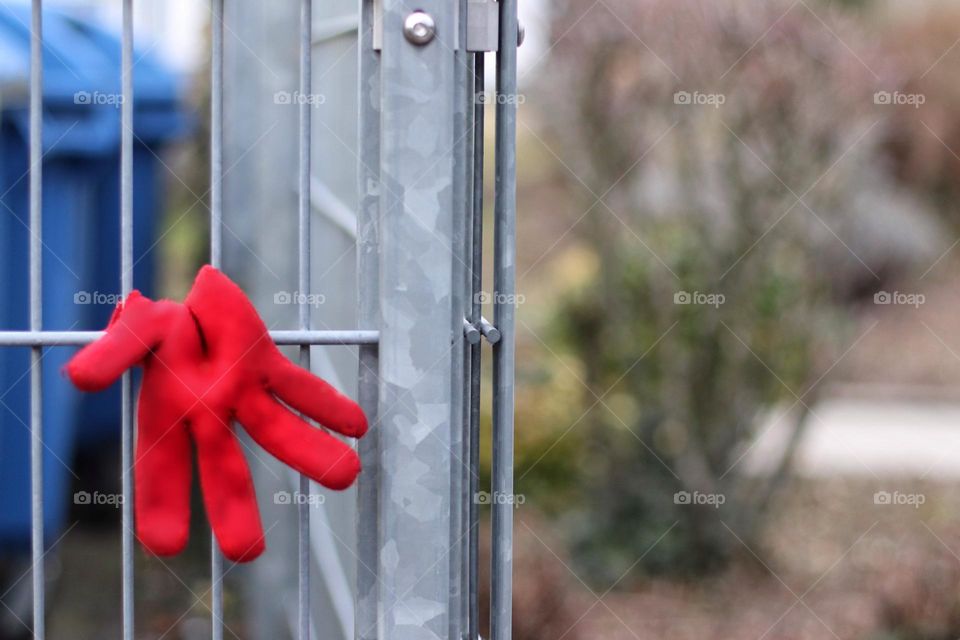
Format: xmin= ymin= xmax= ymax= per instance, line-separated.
xmin=0 ymin=0 xmax=518 ymax=639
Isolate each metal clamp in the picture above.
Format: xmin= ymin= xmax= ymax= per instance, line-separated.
xmin=463 ymin=317 xmax=501 ymax=345
xmin=466 ymin=0 xmax=498 ymax=51
xmin=466 ymin=0 xmax=524 ymax=52
xmin=463 ymin=318 xmax=482 ymax=345
xmin=479 ymin=316 xmax=501 ymax=344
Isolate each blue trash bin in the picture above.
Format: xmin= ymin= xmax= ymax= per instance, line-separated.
xmin=0 ymin=5 xmax=188 ymax=551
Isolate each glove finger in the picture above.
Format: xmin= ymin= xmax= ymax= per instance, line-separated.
xmin=237 ymin=390 xmax=361 ymax=491
xmin=134 ymin=388 xmax=192 ymax=557
xmin=191 ymin=411 xmax=266 ymax=563
xmin=184 ymin=265 xmax=273 ymax=364
xmin=67 ymin=292 xmax=176 ymax=391
xmin=267 ymin=352 xmax=367 ymax=438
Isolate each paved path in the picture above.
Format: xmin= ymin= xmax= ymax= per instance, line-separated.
xmin=744 ymin=395 xmax=960 ymax=478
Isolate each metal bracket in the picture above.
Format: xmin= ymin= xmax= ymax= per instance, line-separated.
xmin=373 ymin=0 xmax=517 ymax=52
xmin=372 ymin=0 xmax=383 ymax=50
xmin=466 ymin=0 xmax=498 ymax=52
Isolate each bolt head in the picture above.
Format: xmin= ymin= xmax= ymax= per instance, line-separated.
xmin=404 ymin=11 xmax=436 ymax=45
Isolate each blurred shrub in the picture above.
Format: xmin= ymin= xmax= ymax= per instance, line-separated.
xmin=529 ymin=0 xmax=943 ymax=584
xmin=874 ymin=3 xmax=960 ymax=228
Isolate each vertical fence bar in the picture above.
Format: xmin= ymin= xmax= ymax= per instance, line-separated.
xmin=451 ymin=0 xmax=473 ymax=634
xmin=210 ymin=0 xmax=224 ymax=640
xmin=28 ymin=1 xmax=44 ymax=637
xmin=468 ymin=50 xmax=485 ymax=640
xmin=209 ymin=0 xmax=225 ymax=638
xmin=119 ymin=0 xmax=135 ymax=637
xmin=297 ymin=0 xmax=312 ymax=638
xmin=210 ymin=0 xmax=224 ymax=269
xmin=355 ymin=1 xmax=381 ymax=637
xmin=491 ymin=0 xmax=518 ymax=636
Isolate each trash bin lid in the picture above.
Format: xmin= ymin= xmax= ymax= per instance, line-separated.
xmin=0 ymin=2 xmax=189 ymax=156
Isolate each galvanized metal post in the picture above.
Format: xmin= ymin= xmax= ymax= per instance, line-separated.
xmin=376 ymin=0 xmax=465 ymax=637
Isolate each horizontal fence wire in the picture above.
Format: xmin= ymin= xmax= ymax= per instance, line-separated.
xmin=0 ymin=330 xmax=380 ymax=347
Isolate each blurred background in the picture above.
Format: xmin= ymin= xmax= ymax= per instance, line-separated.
xmin=5 ymin=0 xmax=960 ymax=638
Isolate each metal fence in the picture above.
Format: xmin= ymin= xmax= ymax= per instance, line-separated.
xmin=1 ymin=0 xmax=518 ymax=638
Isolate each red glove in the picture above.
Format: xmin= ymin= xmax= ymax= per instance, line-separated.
xmin=66 ymin=266 xmax=367 ymax=562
